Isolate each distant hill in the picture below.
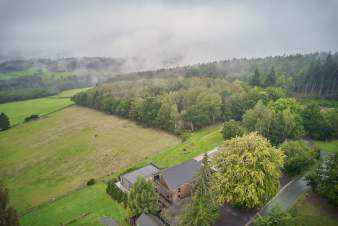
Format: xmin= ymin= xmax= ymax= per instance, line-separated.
xmin=1 ymin=52 xmax=337 ymax=103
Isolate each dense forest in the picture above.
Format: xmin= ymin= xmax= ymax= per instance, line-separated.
xmin=72 ymin=78 xmax=286 ymax=133
xmin=2 ymin=52 xmax=337 ymax=103
xmin=112 ymin=52 xmax=338 ymax=99
xmin=73 ymin=77 xmax=338 ymax=144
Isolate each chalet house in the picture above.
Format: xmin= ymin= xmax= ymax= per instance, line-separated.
xmin=154 ymin=159 xmax=201 ymax=208
xmin=117 ymin=164 xmax=160 ymax=192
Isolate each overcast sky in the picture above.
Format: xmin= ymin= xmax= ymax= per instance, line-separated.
xmin=1 ymin=0 xmax=338 ymax=67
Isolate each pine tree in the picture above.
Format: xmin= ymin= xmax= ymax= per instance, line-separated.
xmin=180 ymin=154 xmax=218 ymax=226
xmin=265 ymin=67 xmax=277 ymax=87
xmin=127 ymin=176 xmax=158 ymax=216
xmin=0 ymin=113 xmax=10 ymax=131
xmin=250 ymin=68 xmax=262 ymax=86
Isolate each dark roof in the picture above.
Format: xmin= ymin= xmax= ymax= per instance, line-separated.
xmin=136 ymin=214 xmax=165 ymax=226
xmin=161 ymin=160 xmax=201 ymax=190
xmin=100 ymin=217 xmax=119 ymax=226
xmin=121 ymin=164 xmax=160 ymax=185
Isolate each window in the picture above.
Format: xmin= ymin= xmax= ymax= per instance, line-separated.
xmin=178 ymin=195 xmax=181 ymax=199
xmin=178 ymin=187 xmax=181 ymax=192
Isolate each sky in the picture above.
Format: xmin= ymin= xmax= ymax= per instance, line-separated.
xmin=1 ymin=0 xmax=338 ymax=68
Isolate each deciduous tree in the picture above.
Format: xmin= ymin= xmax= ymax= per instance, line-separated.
xmin=211 ymin=133 xmax=284 ymax=208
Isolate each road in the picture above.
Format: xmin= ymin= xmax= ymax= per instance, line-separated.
xmin=260 ymin=176 xmax=310 ymax=215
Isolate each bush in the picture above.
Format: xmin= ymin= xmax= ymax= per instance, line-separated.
xmin=280 ymin=140 xmax=318 ymax=176
xmin=24 ymin=114 xmax=40 ymax=122
xmin=252 ymin=205 xmax=298 ymax=226
xmin=86 ymin=178 xmax=96 ymax=186
xmin=306 ymin=153 xmax=338 ymax=206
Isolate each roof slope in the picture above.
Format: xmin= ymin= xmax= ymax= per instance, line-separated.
xmin=136 ymin=214 xmax=165 ymax=226
xmin=121 ymin=164 xmax=159 ymax=184
xmin=161 ymin=160 xmax=201 ymax=190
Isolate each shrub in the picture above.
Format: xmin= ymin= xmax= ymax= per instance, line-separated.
xmin=24 ymin=114 xmax=40 ymax=122
xmin=86 ymin=178 xmax=96 ymax=186
xmin=280 ymin=140 xmax=318 ymax=176
xmin=306 ymin=153 xmax=338 ymax=206
xmin=252 ymin=205 xmax=298 ymax=226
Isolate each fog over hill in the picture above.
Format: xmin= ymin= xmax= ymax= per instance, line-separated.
xmin=1 ymin=0 xmax=338 ymax=69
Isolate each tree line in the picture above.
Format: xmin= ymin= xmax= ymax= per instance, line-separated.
xmin=72 ymin=78 xmax=287 ymax=134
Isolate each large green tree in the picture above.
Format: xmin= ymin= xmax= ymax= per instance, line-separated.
xmin=301 ymin=104 xmax=331 ymax=140
xmin=211 ymin=132 xmax=284 ymax=208
xmin=0 ymin=113 xmax=10 ymax=131
xmin=0 ymin=183 xmax=20 ymax=226
xmin=180 ymin=155 xmax=218 ymax=226
xmin=242 ymin=100 xmax=304 ymax=145
xmin=280 ymin=140 xmax=318 ymax=176
xmin=127 ymin=176 xmax=158 ymax=216
xmin=222 ymin=119 xmax=246 ymax=140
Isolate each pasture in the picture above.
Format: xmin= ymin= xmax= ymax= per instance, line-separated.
xmin=19 ymin=123 xmax=223 ymax=226
xmin=0 ymin=106 xmax=179 ymax=213
xmin=0 ymin=87 xmax=89 ymax=125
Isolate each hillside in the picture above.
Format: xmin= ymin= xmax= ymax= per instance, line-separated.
xmin=0 ymin=106 xmax=179 ymax=213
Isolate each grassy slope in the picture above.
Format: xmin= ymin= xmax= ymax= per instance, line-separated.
xmin=315 ymin=140 xmax=338 ymax=153
xmin=0 ymin=106 xmax=179 ymax=213
xmin=292 ymin=193 xmax=338 ymax=226
xmin=21 ymin=183 xmax=127 ymax=226
xmin=0 ymin=88 xmax=89 ymax=125
xmin=20 ymin=124 xmax=223 ymax=226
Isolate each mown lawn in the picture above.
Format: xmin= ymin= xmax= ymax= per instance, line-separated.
xmin=315 ymin=140 xmax=338 ymax=153
xmin=21 ymin=183 xmax=127 ymax=226
xmin=291 ymin=192 xmax=338 ymax=226
xmin=0 ymin=88 xmax=89 ymax=125
xmin=0 ymin=106 xmax=179 ymax=213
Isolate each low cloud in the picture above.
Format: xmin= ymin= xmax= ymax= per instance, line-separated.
xmin=0 ymin=0 xmax=337 ymax=69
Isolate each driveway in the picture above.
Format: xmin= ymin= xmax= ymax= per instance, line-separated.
xmin=260 ymin=176 xmax=310 ymax=215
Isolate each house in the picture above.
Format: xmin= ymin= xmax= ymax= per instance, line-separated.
xmin=135 ymin=213 xmax=165 ymax=226
xmin=117 ymin=164 xmax=160 ymax=192
xmin=154 ymin=159 xmax=201 ymax=208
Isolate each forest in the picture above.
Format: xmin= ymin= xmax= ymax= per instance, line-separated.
xmin=1 ymin=52 xmax=337 ymax=103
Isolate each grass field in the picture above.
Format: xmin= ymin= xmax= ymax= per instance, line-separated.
xmin=21 ymin=183 xmax=127 ymax=226
xmin=292 ymin=192 xmax=338 ymax=226
xmin=0 ymin=88 xmax=89 ymax=125
xmin=315 ymin=140 xmax=338 ymax=153
xmin=0 ymin=106 xmax=179 ymax=213
xmin=20 ymin=123 xmax=223 ymax=226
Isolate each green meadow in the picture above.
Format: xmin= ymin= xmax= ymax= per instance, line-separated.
xmin=0 ymin=87 xmax=89 ymax=125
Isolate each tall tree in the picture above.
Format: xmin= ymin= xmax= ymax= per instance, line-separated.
xmin=127 ymin=176 xmax=158 ymax=216
xmin=180 ymin=154 xmax=218 ymax=226
xmin=0 ymin=113 xmax=10 ymax=131
xmin=211 ymin=133 xmax=284 ymax=208
xmin=0 ymin=183 xmax=20 ymax=226
xmin=265 ymin=67 xmax=277 ymax=87
xmin=249 ymin=68 xmax=262 ymax=86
